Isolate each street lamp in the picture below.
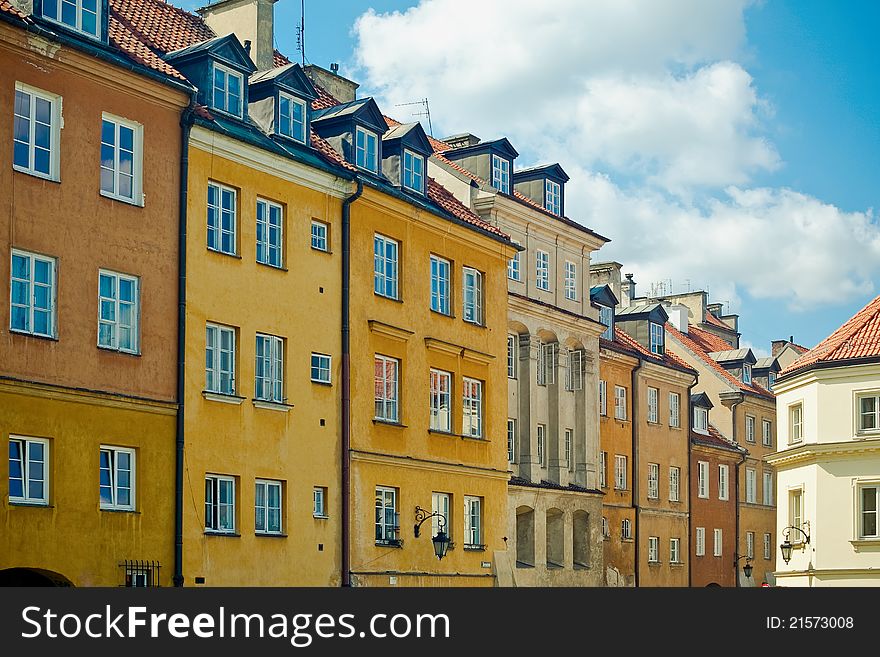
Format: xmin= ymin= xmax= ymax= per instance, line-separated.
xmin=735 ymin=555 xmax=753 ymax=579
xmin=414 ymin=506 xmax=451 ymax=560
xmin=779 ymin=525 xmax=810 ymax=565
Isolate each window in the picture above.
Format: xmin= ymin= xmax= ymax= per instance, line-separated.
xmin=762 ymin=419 xmax=773 ymax=447
xmin=403 ymin=149 xmax=424 ymax=193
xmin=614 ymin=385 xmax=627 ymax=420
xmin=564 ymin=428 xmax=573 ymax=467
xmin=278 ymin=92 xmax=306 ymax=143
xmin=430 ymin=255 xmax=451 ymax=315
xmin=125 ymin=565 xmax=154 ymax=588
xmin=621 ymin=518 xmax=632 ymax=539
xmin=789 ymin=403 xmax=803 ymax=443
xmin=763 ymin=471 xmax=773 ymax=506
xmin=9 ymin=249 xmax=56 ymax=337
xmin=97 ymin=270 xmax=139 ymax=353
xmin=564 ymin=260 xmax=577 ymax=300
xmin=742 ymin=363 xmax=752 ymax=384
xmin=507 ymin=335 xmax=517 ymax=379
xmin=462 ymin=267 xmax=483 ymax=325
xmin=429 ymin=369 xmax=452 ymax=432
xmin=763 ymin=533 xmax=772 ymax=560
xmin=375 ymin=486 xmax=398 ymax=544
xmin=205 ymin=475 xmax=235 ymax=533
xmin=859 ymin=485 xmax=878 ymax=538
xmin=41 ymin=0 xmax=100 ymax=38
xmin=670 ymin=538 xmax=681 ymax=564
xmin=537 ymin=424 xmax=546 ymax=466
xmin=858 ymin=394 xmax=880 ymax=433
xmin=600 ymin=451 xmax=607 ymax=488
xmin=535 ymin=250 xmax=550 ymax=291
xmin=694 ymin=406 xmax=709 ymax=434
xmin=256 ymin=198 xmax=283 ymax=268
xmin=614 ymin=454 xmax=627 ymax=490
xmin=99 ymin=446 xmax=135 ymax=511
xmin=719 ymin=464 xmax=729 ymax=501
xmin=310 ymin=353 xmax=331 ymax=384
xmin=254 ymin=479 xmax=282 ymax=535
xmin=313 ymin=487 xmax=327 ymax=518
xmin=598 ymin=305 xmax=614 ymax=341
xmin=647 ymin=387 xmax=659 ymax=423
xmin=374 ymin=355 xmax=399 ymax=422
xmin=713 ymin=528 xmax=723 ymax=557
xmin=205 ymin=323 xmax=236 ymax=395
xmin=669 ymin=392 xmax=680 ymax=428
xmin=697 ymin=461 xmax=709 ymax=499
xmin=648 ymin=536 xmax=659 ymax=563
xmin=602 ymin=517 xmax=609 ymax=538
xmin=768 ymin=371 xmax=776 ymax=390
xmin=507 ymin=248 xmax=521 ymax=281
xmin=310 ymin=220 xmax=329 ymax=251
xmin=566 ymin=349 xmax=583 ymax=391
xmin=13 ymin=83 xmax=60 ymax=180
xmin=507 ymin=419 xmax=516 ymax=463
xmin=599 ymin=380 xmax=607 ymax=416
xmin=207 ymin=182 xmax=237 ymax=255
xmin=745 ymin=415 xmax=756 ymax=443
xmin=100 ymin=114 xmax=142 ymax=204
xmin=432 ymin=492 xmax=450 ymax=538
xmin=649 ymin=322 xmax=664 ymax=355
xmin=464 ymin=496 xmax=482 ymax=547
xmin=254 ymin=334 xmax=284 ymax=402
xmin=212 ymin=63 xmax=242 ymax=117
xmin=355 ymin=126 xmax=378 ymax=172
xmin=373 ymin=234 xmax=398 ymax=299
xmin=746 ymin=468 xmax=757 ymax=504
xmin=696 ymin=527 xmax=705 ymax=556
xmin=537 ymin=342 xmax=557 ymax=386
xmin=669 ymin=466 xmax=680 ymax=502
xmin=746 ymin=531 xmax=755 ymax=559
xmin=462 ymin=378 xmax=483 ymax=438
xmin=8 ymin=436 xmax=48 ymax=504
xmin=491 ymin=154 xmax=509 ymax=193
xmin=647 ymin=463 xmax=659 ymax=499
xmin=545 ymin=179 xmax=561 ymax=215
xmin=789 ymin=489 xmax=803 ymax=539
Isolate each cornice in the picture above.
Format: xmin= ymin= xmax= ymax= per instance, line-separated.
xmin=766 ymin=438 xmax=880 ymax=467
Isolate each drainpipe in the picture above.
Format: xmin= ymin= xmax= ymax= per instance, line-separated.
xmin=341 ymin=178 xmax=363 ymax=587
xmin=631 ymin=358 xmax=643 ymax=587
xmin=173 ymin=102 xmax=195 ymax=588
xmin=729 ymin=397 xmax=743 ymax=588
xmin=685 ymin=373 xmax=698 ymax=588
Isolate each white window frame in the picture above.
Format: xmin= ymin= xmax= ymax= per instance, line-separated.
xmin=373 ymin=234 xmax=399 ymax=300
xmin=430 ymin=255 xmax=451 ymax=315
xmin=374 ymin=354 xmax=399 ymax=422
xmin=507 ymin=419 xmax=516 ymax=463
xmin=857 ymin=393 xmax=880 ymax=434
xmin=746 ymin=531 xmax=755 ymax=559
xmin=41 ymin=0 xmax=101 ymax=39
xmin=507 ymin=335 xmax=517 ymax=379
xmin=790 ymin=403 xmax=803 ymax=444
xmin=429 ymin=368 xmax=452 ymax=432
xmin=762 ymin=419 xmax=773 ymax=447
xmin=563 ymin=260 xmax=577 ymax=300
xmin=647 ymin=463 xmax=659 ymax=499
xmin=535 ymin=250 xmax=550 ymax=291
xmin=763 ymin=471 xmax=774 ymax=506
xmin=858 ymin=483 xmax=879 ymax=539
xmin=599 ymin=380 xmax=608 ymax=416
xmin=768 ymin=371 xmax=776 ymax=390
xmin=745 ymin=414 xmax=756 ymax=443
xmin=670 ymin=537 xmax=681 ymax=564
xmin=256 ymin=198 xmax=284 ymax=268
xmin=669 ymin=466 xmax=680 ymax=502
xmin=13 ymin=82 xmax=61 ymax=181
xmin=669 ymin=392 xmax=680 ymax=428
xmin=355 ymin=126 xmax=378 ymax=172
xmin=649 ymin=321 xmax=664 ymax=355
xmin=696 ymin=527 xmax=706 ymax=557
xmin=254 ymin=479 xmax=283 ymax=535
xmin=403 ymin=148 xmax=424 ymax=193
xmin=713 ymin=528 xmax=723 ymax=557
xmin=621 ymin=518 xmax=632 ymax=540
xmin=507 ymin=248 xmax=521 ymax=281
xmin=742 ymin=363 xmax=752 ymax=384
xmin=310 ymin=352 xmax=332 ymax=384
xmin=313 ymin=486 xmax=327 ymax=518
xmin=9 ymin=249 xmax=56 ymax=338
xmin=310 ymin=220 xmax=329 ymax=252
xmin=789 ymin=488 xmax=804 ymax=541
xmin=694 ymin=407 xmax=709 ymax=434
xmin=375 ymin=486 xmax=399 ymax=544
xmin=566 ymin=349 xmax=583 ymax=391
xmin=537 ymin=424 xmax=546 ymax=466
xmin=462 ymin=266 xmax=483 ymax=325
xmin=211 ymin=62 xmax=243 ymax=118
xmin=600 ymin=451 xmax=607 ymax=488
xmin=255 ymin=333 xmax=284 ymax=403
xmin=278 ymin=91 xmax=306 ymax=143
xmin=432 ymin=491 xmax=451 ymax=539
xmin=491 ymin=154 xmax=509 ymax=193
xmin=602 ymin=516 xmax=609 ymax=538
xmin=207 ymin=181 xmax=238 ymax=255
xmin=614 ymin=454 xmax=627 ymax=490
xmin=205 ymin=323 xmax=236 ymax=395
xmin=614 ymin=385 xmax=627 ymax=421
xmin=648 ymin=536 xmax=659 ymax=563
xmin=8 ymin=435 xmax=49 ymax=505
xmin=647 ymin=387 xmax=659 ymax=423
xmin=537 ymin=342 xmax=557 ymax=386
xmin=697 ymin=461 xmax=709 ymax=499
xmin=464 ymin=495 xmax=482 ymax=547
xmin=97 ymin=269 xmax=140 ymax=354
xmin=746 ymin=467 xmax=757 ymax=504
xmin=462 ymin=377 xmax=483 ymax=438
xmin=100 ymin=113 xmax=143 ymax=205
xmin=564 ymin=428 xmax=573 ymax=468
xmin=205 ymin=474 xmax=236 ymax=534
xmin=763 ymin=533 xmax=772 ymax=560
xmin=99 ymin=445 xmax=135 ymax=511
xmin=719 ymin=464 xmax=729 ymax=501
xmin=545 ymin=179 xmax=561 ymax=215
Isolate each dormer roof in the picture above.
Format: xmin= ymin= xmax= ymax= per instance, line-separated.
xmin=311 ymin=97 xmax=388 ymax=134
xmin=708 ymin=349 xmax=757 ymax=366
xmin=616 ymin=302 xmax=669 ymax=324
xmin=249 ymin=62 xmax=316 ymax=100
xmin=442 ymin=137 xmax=519 ymax=162
xmin=513 ymin=163 xmax=570 ymax=184
xmin=383 ymin=121 xmax=432 ymax=155
xmin=165 ymin=32 xmax=256 ymax=74
xmin=753 ymin=357 xmax=781 ymax=373
xmin=691 ymin=392 xmax=714 ymax=409
xmin=590 ymin=285 xmax=618 ymax=309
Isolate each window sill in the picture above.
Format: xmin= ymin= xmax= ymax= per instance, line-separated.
xmin=428 ymin=428 xmax=457 ymax=438
xmin=100 ymin=507 xmax=138 ymax=514
xmin=647 ymin=561 xmax=662 ymax=566
xmin=374 ymin=293 xmax=403 ymax=304
xmin=203 ymin=391 xmax=245 ymax=405
xmin=375 ymin=539 xmax=403 ymax=548
xmin=670 ymin=562 xmax=686 ymax=568
xmin=463 ymin=544 xmax=486 ymax=552
xmin=8 ymin=500 xmax=51 ymax=508
xmin=204 ymin=531 xmax=240 ymax=537
xmin=461 ymin=434 xmax=487 ymax=442
xmin=256 ymin=261 xmax=287 ymax=272
xmin=310 ymin=380 xmax=333 ymax=387
xmin=621 ymin=538 xmax=634 ymax=543
xmin=9 ymin=328 xmax=58 ymax=341
xmin=463 ymin=320 xmax=486 ymax=329
xmin=430 ymin=309 xmax=455 ymax=320
xmin=849 ymin=539 xmax=880 ymax=552
xmin=12 ymin=165 xmax=59 ymax=183
xmin=253 ymin=399 xmax=294 ymax=412
xmin=573 ymin=563 xmax=591 ymax=571
xmin=207 ymin=248 xmax=242 ymax=259
xmin=310 ymin=246 xmax=332 ymax=254
xmin=100 ymin=190 xmax=143 ymax=207
xmin=97 ymin=345 xmax=141 ymax=357
xmin=313 ymin=514 xmax=330 ymax=520
xmin=373 ymin=419 xmax=406 ymax=428
xmin=255 ymin=532 xmax=287 ymax=538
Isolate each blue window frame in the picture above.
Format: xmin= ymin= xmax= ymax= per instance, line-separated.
xmin=278 ymin=93 xmax=306 ymax=143
xmin=41 ymin=0 xmax=100 ymax=39
xmin=403 ymin=149 xmax=424 ymax=193
xmin=374 ymin=234 xmax=398 ymax=299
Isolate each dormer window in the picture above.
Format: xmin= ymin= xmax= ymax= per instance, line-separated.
xmin=403 ymin=149 xmax=424 ymax=193
xmin=492 ymin=154 xmax=510 ymax=193
xmin=599 ymin=305 xmax=614 ymax=341
xmin=213 ymin=63 xmax=243 ymax=117
xmin=356 ymin=126 xmax=378 ymax=172
xmin=694 ymin=407 xmax=709 ymax=434
xmin=42 ymin=0 xmax=101 ymax=39
xmin=649 ymin=322 xmax=665 ymax=355
xmin=545 ymin=179 xmax=561 ymax=215
xmin=278 ymin=92 xmax=306 ymax=143
xmin=768 ymin=371 xmax=776 ymax=390
xmin=742 ymin=364 xmax=752 ymax=384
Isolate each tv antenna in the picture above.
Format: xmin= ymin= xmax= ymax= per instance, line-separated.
xmin=295 ymin=0 xmax=306 ymax=66
xmin=395 ymin=98 xmax=434 ymax=136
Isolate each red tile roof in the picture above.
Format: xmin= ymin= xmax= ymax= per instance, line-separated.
xmin=684 ymin=324 xmax=736 ymax=353
xmin=111 ymin=0 xmax=213 ymax=54
xmin=607 ymin=328 xmax=697 ymax=376
xmin=692 ymin=424 xmax=745 ymax=454
xmin=704 ymin=311 xmax=733 ymax=331
xmin=781 ymin=294 xmax=880 ymax=376
xmin=0 ymin=0 xmax=27 ymax=19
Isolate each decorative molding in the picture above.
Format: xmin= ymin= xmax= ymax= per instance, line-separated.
xmin=462 ymin=347 xmax=495 ymax=364
xmin=252 ymin=399 xmax=293 ymax=412
xmin=424 ymin=337 xmax=461 ymax=356
xmin=351 ymin=450 xmax=510 ymax=480
xmin=369 ymin=320 xmax=415 ymax=343
xmin=202 ymin=391 xmax=245 ymax=405
xmin=0 ymin=377 xmax=176 ymax=416
xmin=766 ymin=438 xmax=880 ymax=467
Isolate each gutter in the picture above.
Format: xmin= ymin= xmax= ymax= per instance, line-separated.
xmin=631 ymin=357 xmax=643 ymax=587
xmin=173 ymin=101 xmax=196 ymax=588
xmin=728 ymin=396 xmax=743 ymax=588
xmin=341 ymin=178 xmax=363 ymax=587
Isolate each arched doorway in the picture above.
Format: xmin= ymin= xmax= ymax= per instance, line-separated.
xmin=0 ymin=568 xmax=74 ymax=587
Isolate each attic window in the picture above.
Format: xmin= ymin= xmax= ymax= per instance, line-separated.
xmin=649 ymin=322 xmax=665 ymax=355
xmin=355 ymin=126 xmax=378 ymax=172
xmin=694 ymin=407 xmax=709 ymax=434
xmin=742 ymin=363 xmax=752 ymax=384
xmin=403 ymin=149 xmax=424 ymax=193
xmin=768 ymin=371 xmax=776 ymax=390
xmin=212 ymin=63 xmax=243 ymax=118
xmin=599 ymin=305 xmax=614 ymax=341
xmin=545 ymin=179 xmax=561 ymax=215
xmin=278 ymin=92 xmax=306 ymax=143
xmin=41 ymin=0 xmax=101 ymax=39
xmin=491 ymin=154 xmax=510 ymax=194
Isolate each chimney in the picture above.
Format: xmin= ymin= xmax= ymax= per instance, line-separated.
xmin=771 ymin=340 xmax=786 ymax=357
xmin=9 ymin=0 xmax=33 ymax=14
xmin=666 ymin=304 xmax=689 ymax=334
xmin=443 ymin=133 xmax=481 ymax=149
xmin=199 ymin=0 xmax=278 ymax=72
xmin=706 ymin=302 xmax=723 ymax=318
xmin=620 ymin=273 xmax=636 ymax=307
xmin=304 ymin=64 xmax=359 ymax=104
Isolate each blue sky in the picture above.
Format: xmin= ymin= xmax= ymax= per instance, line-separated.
xmin=184 ymin=0 xmax=879 ymax=353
